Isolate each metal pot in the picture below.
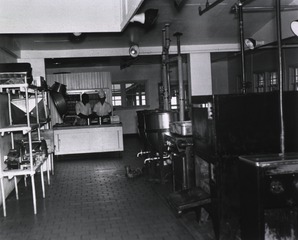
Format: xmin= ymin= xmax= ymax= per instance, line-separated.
xmin=144 ymin=110 xmax=178 ymax=151
xmin=50 ymin=92 xmax=67 ymax=117
xmin=50 ymin=82 xmax=67 ymax=95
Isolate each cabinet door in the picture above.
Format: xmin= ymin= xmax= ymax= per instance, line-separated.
xmin=92 ymin=126 xmax=123 ymax=152
xmin=54 ymin=126 xmax=123 ymax=155
xmin=54 ymin=129 xmax=91 ymax=155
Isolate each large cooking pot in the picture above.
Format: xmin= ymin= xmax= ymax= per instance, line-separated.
xmin=50 ymin=92 xmax=67 ymax=117
xmin=144 ymin=110 xmax=178 ymax=151
xmin=50 ymin=82 xmax=67 ymax=95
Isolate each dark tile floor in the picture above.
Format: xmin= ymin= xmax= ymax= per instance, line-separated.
xmin=0 ymin=135 xmax=215 ymax=240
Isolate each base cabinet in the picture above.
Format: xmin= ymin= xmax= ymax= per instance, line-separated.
xmin=53 ymin=125 xmax=123 ymax=155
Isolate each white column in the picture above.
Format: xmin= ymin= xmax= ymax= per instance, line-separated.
xmin=188 ymin=53 xmax=212 ymax=96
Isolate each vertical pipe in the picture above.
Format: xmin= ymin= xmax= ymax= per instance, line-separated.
xmin=238 ymin=2 xmax=247 ymax=94
xmin=165 ymin=24 xmax=171 ymax=110
xmin=165 ymin=23 xmax=171 ymax=50
xmin=8 ymin=91 xmax=14 ymax=148
xmin=174 ymin=32 xmax=185 ymax=121
xmin=162 ymin=28 xmax=169 ymax=110
xmin=162 ymin=54 xmax=169 ymax=110
xmin=35 ymin=90 xmax=41 ymax=140
xmin=276 ymin=0 xmax=285 ymax=155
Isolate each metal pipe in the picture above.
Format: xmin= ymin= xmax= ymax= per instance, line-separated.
xmin=144 ymin=155 xmax=170 ymax=164
xmin=241 ymin=5 xmax=298 ymax=12
xmin=174 ymin=32 xmax=185 ymax=121
xmin=238 ymin=2 xmax=247 ymax=94
xmin=162 ymin=28 xmax=170 ymax=110
xmin=165 ymin=23 xmax=171 ymax=50
xmin=162 ymin=25 xmax=171 ymax=110
xmin=276 ymin=0 xmax=285 ymax=155
xmin=162 ymin=56 xmax=170 ymax=110
xmin=136 ymin=150 xmax=151 ymax=158
xmin=165 ymin=24 xmax=171 ymax=110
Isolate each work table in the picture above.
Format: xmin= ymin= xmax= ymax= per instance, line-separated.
xmin=53 ymin=123 xmax=123 ymax=155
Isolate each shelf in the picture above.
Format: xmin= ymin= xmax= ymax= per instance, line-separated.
xmin=0 ymin=84 xmax=43 ymax=93
xmin=0 ymin=124 xmax=40 ymax=135
xmin=0 ymin=157 xmax=46 ymax=178
xmin=0 ymin=83 xmax=28 ymax=91
xmin=0 ymin=69 xmax=51 ymax=217
xmin=0 ymin=119 xmax=51 ymax=135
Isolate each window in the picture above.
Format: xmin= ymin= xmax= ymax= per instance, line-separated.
xmin=112 ymin=81 xmax=147 ymax=108
xmin=171 ymin=90 xmax=178 ymax=110
xmin=253 ymin=72 xmax=279 ymax=92
xmin=269 ymin=71 xmax=278 ymax=91
xmin=289 ymin=67 xmax=298 ymax=91
xmin=253 ymin=72 xmax=265 ymax=92
xmin=112 ymin=84 xmax=122 ymax=106
xmin=170 ymin=83 xmax=189 ymax=110
xmin=295 ymin=68 xmax=298 ymax=89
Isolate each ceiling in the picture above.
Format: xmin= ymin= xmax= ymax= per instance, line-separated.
xmin=4 ymin=0 xmax=298 ymax=68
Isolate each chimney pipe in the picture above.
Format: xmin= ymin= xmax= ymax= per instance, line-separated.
xmin=174 ymin=32 xmax=185 ymax=121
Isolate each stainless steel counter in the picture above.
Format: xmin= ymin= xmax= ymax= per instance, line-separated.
xmin=53 ymin=123 xmax=123 ymax=155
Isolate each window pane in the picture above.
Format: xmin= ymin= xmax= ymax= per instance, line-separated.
xmin=295 ymin=68 xmax=298 ymax=83
xmin=112 ymin=84 xmax=121 ymax=94
xmin=112 ymin=84 xmax=122 ymax=106
xmin=125 ymin=82 xmax=146 ymax=107
xmin=112 ymin=95 xmax=122 ymax=106
xmin=112 ymin=82 xmax=147 ymax=107
xmin=270 ymin=72 xmax=277 ymax=85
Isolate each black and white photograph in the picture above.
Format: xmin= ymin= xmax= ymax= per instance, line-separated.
xmin=0 ymin=0 xmax=298 ymax=239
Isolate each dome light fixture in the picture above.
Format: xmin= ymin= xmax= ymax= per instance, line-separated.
xmin=73 ymin=32 xmax=82 ymax=37
xmin=291 ymin=20 xmax=298 ymax=36
xmin=244 ymin=38 xmax=265 ymax=50
xmin=129 ymin=44 xmax=140 ymax=58
xmin=68 ymin=32 xmax=86 ymax=43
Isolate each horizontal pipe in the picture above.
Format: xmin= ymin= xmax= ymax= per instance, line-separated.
xmin=144 ymin=155 xmax=170 ymax=164
xmin=243 ymin=6 xmax=298 ymax=12
xmin=231 ymin=5 xmax=298 ymax=13
xmin=136 ymin=150 xmax=151 ymax=158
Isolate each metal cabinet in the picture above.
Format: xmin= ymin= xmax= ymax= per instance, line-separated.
xmin=239 ymin=154 xmax=298 ymax=240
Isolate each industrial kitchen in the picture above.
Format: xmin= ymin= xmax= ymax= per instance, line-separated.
xmin=0 ymin=1 xmax=298 ymax=240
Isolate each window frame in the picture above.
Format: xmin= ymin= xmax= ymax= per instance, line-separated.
xmin=289 ymin=66 xmax=298 ymax=91
xmin=112 ymin=80 xmax=149 ymax=109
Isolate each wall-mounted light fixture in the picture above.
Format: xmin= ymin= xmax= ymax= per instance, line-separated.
xmin=291 ymin=20 xmax=298 ymax=36
xmin=130 ymin=9 xmax=159 ymax=28
xmin=129 ymin=44 xmax=140 ymax=58
xmin=244 ymin=38 xmax=265 ymax=50
xmin=73 ymin=32 xmax=82 ymax=37
xmin=68 ymin=32 xmax=86 ymax=43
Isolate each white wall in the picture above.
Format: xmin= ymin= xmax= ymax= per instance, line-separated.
xmin=18 ymin=58 xmax=46 ymax=80
xmin=188 ymin=53 xmax=212 ymax=96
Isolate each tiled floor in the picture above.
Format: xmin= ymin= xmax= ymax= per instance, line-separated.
xmin=0 ymin=135 xmax=215 ymax=240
